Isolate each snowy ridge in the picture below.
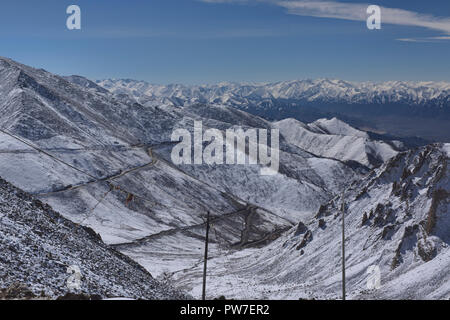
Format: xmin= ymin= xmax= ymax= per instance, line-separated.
xmin=273 ymin=117 xmax=402 ymax=168
xmin=172 ymin=144 xmax=450 ymax=299
xmin=309 ymin=117 xmax=370 ymax=138
xmin=0 ymin=177 xmax=186 ymax=299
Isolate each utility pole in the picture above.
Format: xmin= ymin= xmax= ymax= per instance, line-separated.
xmin=202 ymin=210 xmax=211 ymax=301
xmin=341 ymin=191 xmax=346 ymax=301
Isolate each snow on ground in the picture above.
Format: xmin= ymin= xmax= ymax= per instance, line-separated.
xmin=171 ymin=144 xmax=450 ymax=300
xmin=443 ymin=143 xmax=450 ymax=157
xmin=0 ymin=177 xmax=187 ymax=299
xmin=310 ymin=117 xmax=369 ymax=138
xmin=0 ymin=57 xmax=448 ymax=300
xmin=273 ymin=118 xmax=401 ymax=168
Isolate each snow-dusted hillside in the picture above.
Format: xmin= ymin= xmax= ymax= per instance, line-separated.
xmin=0 ymin=57 xmax=360 ymax=284
xmin=273 ymin=118 xmax=403 ymax=168
xmin=0 ymin=57 xmax=448 ymax=300
xmin=0 ymin=177 xmax=186 ymax=299
xmin=171 ymin=144 xmax=450 ymax=299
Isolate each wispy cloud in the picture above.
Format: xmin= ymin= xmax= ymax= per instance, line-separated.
xmin=200 ymin=0 xmax=450 ymax=41
xmin=397 ymin=36 xmax=450 ymax=43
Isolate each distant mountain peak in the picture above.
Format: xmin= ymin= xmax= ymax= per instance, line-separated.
xmin=96 ymin=78 xmax=450 ymax=107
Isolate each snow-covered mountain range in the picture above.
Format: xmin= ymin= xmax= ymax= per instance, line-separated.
xmin=97 ymin=78 xmax=450 ymax=108
xmin=0 ymin=57 xmax=448 ymax=299
xmin=96 ymin=78 xmax=450 ymax=142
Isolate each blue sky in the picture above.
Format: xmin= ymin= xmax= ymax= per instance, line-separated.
xmin=1 ymin=0 xmax=449 ymax=84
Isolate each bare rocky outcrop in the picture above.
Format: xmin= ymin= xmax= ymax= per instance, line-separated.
xmin=0 ymin=177 xmax=187 ymax=300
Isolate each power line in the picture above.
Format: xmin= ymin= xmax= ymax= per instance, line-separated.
xmin=0 ymin=128 xmax=97 ymax=180
xmin=341 ymin=191 xmax=346 ymax=301
xmin=202 ymin=210 xmax=210 ymax=301
xmin=0 ymin=127 xmax=161 ymax=238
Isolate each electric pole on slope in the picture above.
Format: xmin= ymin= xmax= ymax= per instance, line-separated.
xmin=341 ymin=191 xmax=346 ymax=301
xmin=202 ymin=210 xmax=211 ymax=301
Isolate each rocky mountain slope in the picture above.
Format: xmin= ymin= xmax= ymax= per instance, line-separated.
xmin=0 ymin=57 xmax=448 ymax=300
xmin=0 ymin=57 xmax=360 ymax=281
xmin=273 ymin=118 xmax=403 ymax=168
xmin=0 ymin=177 xmax=186 ymax=299
xmin=171 ymin=144 xmax=449 ymax=299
